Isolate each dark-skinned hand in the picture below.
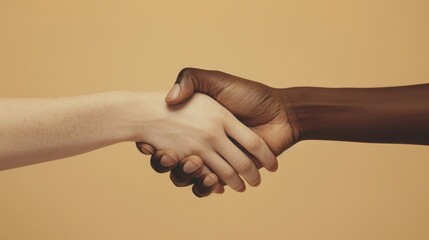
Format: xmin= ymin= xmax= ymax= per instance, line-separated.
xmin=137 ymin=68 xmax=299 ymax=197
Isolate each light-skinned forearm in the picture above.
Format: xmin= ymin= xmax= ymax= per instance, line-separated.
xmin=0 ymin=91 xmax=159 ymax=170
xmin=283 ymin=84 xmax=429 ymax=145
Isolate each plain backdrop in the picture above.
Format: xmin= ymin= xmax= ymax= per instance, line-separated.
xmin=0 ymin=1 xmax=428 ymax=239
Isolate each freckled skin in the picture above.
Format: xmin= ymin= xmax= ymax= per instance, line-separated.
xmin=0 ymin=91 xmax=276 ymax=194
xmin=0 ymin=93 xmax=131 ymax=169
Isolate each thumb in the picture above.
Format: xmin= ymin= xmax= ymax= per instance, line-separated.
xmin=165 ymin=68 xmax=213 ymax=105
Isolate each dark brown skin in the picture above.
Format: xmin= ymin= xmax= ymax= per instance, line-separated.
xmin=287 ymin=85 xmax=429 ymax=144
xmin=137 ymin=68 xmax=296 ymax=197
xmin=167 ymin=68 xmax=298 ymax=155
xmin=137 ymin=68 xmax=429 ymax=197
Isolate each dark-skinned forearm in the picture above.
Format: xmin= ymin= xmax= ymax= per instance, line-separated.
xmin=282 ymin=84 xmax=429 ymax=145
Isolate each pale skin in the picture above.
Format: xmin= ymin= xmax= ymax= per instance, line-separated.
xmin=0 ymin=91 xmax=277 ymax=193
xmin=141 ymin=68 xmax=429 ymax=197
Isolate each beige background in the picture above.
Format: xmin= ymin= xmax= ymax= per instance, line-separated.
xmin=1 ymin=0 xmax=428 ymax=239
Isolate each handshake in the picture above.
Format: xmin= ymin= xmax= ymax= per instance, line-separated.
xmin=1 ymin=67 xmax=428 ymax=197
xmin=133 ymin=68 xmax=429 ymax=197
xmin=135 ymin=68 xmax=298 ymax=197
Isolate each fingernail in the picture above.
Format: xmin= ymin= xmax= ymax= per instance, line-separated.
xmin=213 ymin=188 xmax=225 ymax=194
xmin=269 ymin=161 xmax=279 ymax=172
xmin=183 ymin=159 xmax=200 ymax=174
xmin=165 ymin=83 xmax=181 ymax=101
xmin=203 ymin=174 xmax=217 ymax=187
xmin=237 ymin=185 xmax=246 ymax=192
xmin=213 ymin=186 xmax=225 ymax=194
xmin=160 ymin=154 xmax=176 ymax=167
xmin=251 ymin=178 xmax=261 ymax=187
xmin=140 ymin=145 xmax=154 ymax=155
xmin=212 ymin=188 xmax=221 ymax=194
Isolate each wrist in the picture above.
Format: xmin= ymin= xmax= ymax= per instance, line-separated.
xmin=279 ymin=87 xmax=347 ymax=141
xmin=280 ymin=87 xmax=337 ymax=141
xmin=275 ymin=87 xmax=304 ymax=142
xmin=280 ymin=86 xmax=380 ymax=142
xmin=115 ymin=91 xmax=169 ymax=142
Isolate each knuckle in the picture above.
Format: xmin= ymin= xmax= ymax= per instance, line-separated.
xmin=209 ymin=69 xmax=226 ymax=76
xmin=247 ymin=137 xmax=262 ymax=152
xmin=184 ymin=155 xmax=203 ymax=167
xmin=219 ymin=168 xmax=236 ymax=180
xmin=201 ymin=130 xmax=217 ymax=142
xmin=185 ymin=154 xmax=201 ymax=161
xmin=236 ymin=160 xmax=254 ymax=173
xmin=177 ymin=68 xmax=195 ymax=81
xmin=215 ymin=110 xmax=230 ymax=122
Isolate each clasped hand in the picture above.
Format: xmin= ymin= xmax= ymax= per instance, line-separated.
xmin=136 ymin=68 xmax=297 ymax=197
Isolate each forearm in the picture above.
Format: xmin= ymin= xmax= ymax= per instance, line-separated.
xmin=0 ymin=91 xmax=154 ymax=170
xmin=283 ymin=84 xmax=429 ymax=145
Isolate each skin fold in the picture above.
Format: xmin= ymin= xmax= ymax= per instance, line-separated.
xmin=139 ymin=68 xmax=429 ymax=197
xmin=0 ymin=91 xmax=277 ymax=194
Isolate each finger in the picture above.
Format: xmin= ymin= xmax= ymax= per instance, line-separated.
xmin=216 ymin=138 xmax=261 ymax=187
xmin=166 ymin=68 xmax=225 ymax=105
xmin=212 ymin=183 xmax=225 ymax=194
xmin=150 ymin=150 xmax=180 ymax=173
xmin=165 ymin=68 xmax=196 ymax=104
xmin=229 ymin=139 xmax=263 ymax=169
xmin=192 ymin=173 xmax=220 ymax=198
xmin=202 ymin=152 xmax=246 ymax=192
xmin=165 ymin=154 xmax=224 ymax=195
xmin=193 ymin=165 xmax=225 ymax=196
xmin=135 ymin=142 xmax=155 ymax=155
xmin=224 ymin=119 xmax=278 ymax=172
xmin=169 ymin=156 xmax=203 ymax=187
